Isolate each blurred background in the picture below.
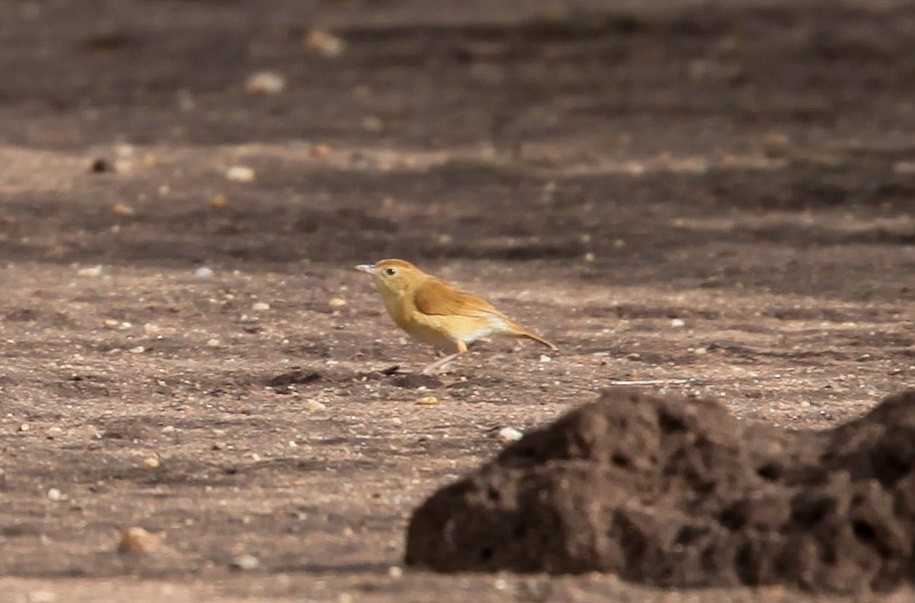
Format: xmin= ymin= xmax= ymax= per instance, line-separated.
xmin=0 ymin=0 xmax=913 ymax=290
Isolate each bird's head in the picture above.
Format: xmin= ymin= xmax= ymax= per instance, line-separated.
xmin=354 ymin=259 xmax=426 ymax=298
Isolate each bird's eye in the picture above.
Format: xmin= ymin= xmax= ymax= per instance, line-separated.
xmin=384 ymin=267 xmax=397 ymax=276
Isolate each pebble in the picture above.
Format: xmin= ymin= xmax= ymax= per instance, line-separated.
xmin=304 ymin=399 xmax=327 ymax=412
xmin=416 ymin=396 xmax=439 ymax=406
xmin=251 ymin=302 xmax=270 ymax=311
xmin=77 ymin=265 xmax=103 ymax=277
xmin=328 ymin=297 xmax=347 ymax=307
xmin=18 ymin=423 xmax=29 ymax=432
xmin=226 ymin=165 xmax=255 ymax=182
xmin=117 ymin=527 xmax=161 ymax=554
xmin=311 ymin=143 xmax=331 ymax=158
xmin=245 ymin=71 xmax=286 ymax=95
xmin=195 ymin=266 xmax=215 ymax=278
xmin=90 ymin=157 xmax=114 ymax=173
xmin=47 ymin=487 xmax=64 ymax=501
xmin=231 ymin=553 xmax=261 ymax=571
xmin=671 ymin=318 xmax=686 ymax=328
xmin=111 ymin=202 xmax=135 ymax=216
xmin=129 ymin=346 xmax=145 ymax=354
xmin=388 ymin=565 xmax=403 ymax=578
xmin=142 ymin=457 xmax=160 ymax=469
xmin=206 ymin=338 xmax=221 ymax=347
xmin=497 ymin=427 xmax=524 ymax=443
xmin=539 ymin=354 xmax=552 ymax=363
xmin=303 ymin=29 xmax=345 ymax=56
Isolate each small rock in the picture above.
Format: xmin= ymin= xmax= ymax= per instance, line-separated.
xmin=762 ymin=132 xmax=790 ymax=148
xmin=311 ymin=143 xmax=331 ymax=158
xmin=128 ymin=345 xmax=145 ymax=354
xmin=497 ymin=427 xmax=524 ymax=443
xmin=212 ymin=441 xmax=227 ymax=450
xmin=177 ymin=88 xmax=195 ymax=111
xmin=416 ymin=396 xmax=439 ymax=406
xmin=304 ymin=399 xmax=327 ymax=412
xmin=671 ymin=318 xmax=686 ymax=328
xmin=388 ymin=565 xmax=403 ymax=578
xmin=539 ymin=354 xmax=552 ymax=363
xmin=362 ymin=116 xmax=382 ymax=131
xmin=231 ymin=553 xmax=261 ymax=571
xmin=47 ymin=487 xmax=64 ymax=501
xmin=195 ymin=266 xmax=215 ymax=278
xmin=268 ymin=369 xmax=321 ymax=388
xmin=90 ymin=158 xmax=114 ymax=173
xmin=583 ymin=252 xmax=596 ymax=263
xmin=206 ymin=338 xmax=221 ymax=347
xmin=626 ymin=352 xmax=642 ymax=361
xmin=117 ymin=526 xmax=161 ymax=554
xmin=894 ymin=160 xmax=915 ymax=174
xmin=329 ymin=297 xmax=347 ymax=307
xmin=251 ymin=302 xmax=270 ymax=311
xmin=111 ymin=202 xmax=135 ymax=216
xmin=18 ymin=423 xmax=29 ymax=432
xmin=142 ymin=457 xmax=160 ymax=469
xmin=245 ymin=71 xmax=286 ymax=95
xmin=77 ymin=265 xmax=103 ymax=277
xmin=209 ymin=193 xmax=228 ymax=208
xmin=303 ymin=29 xmax=345 ymax=56
xmin=226 ymin=165 xmax=255 ymax=182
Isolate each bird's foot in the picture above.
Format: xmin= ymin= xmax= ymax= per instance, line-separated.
xmin=421 ymin=353 xmax=460 ymax=374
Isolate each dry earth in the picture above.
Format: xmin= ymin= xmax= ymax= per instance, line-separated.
xmin=0 ymin=0 xmax=914 ymax=601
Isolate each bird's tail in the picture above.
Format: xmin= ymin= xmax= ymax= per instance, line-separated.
xmin=509 ymin=323 xmax=557 ymax=351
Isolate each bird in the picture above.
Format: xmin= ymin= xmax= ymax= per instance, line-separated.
xmin=355 ymin=259 xmax=556 ymax=373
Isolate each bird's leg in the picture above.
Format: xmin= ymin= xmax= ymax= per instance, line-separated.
xmin=421 ymin=341 xmax=468 ymax=374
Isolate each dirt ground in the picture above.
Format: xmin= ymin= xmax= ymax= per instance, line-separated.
xmin=1 ymin=0 xmax=914 ymax=601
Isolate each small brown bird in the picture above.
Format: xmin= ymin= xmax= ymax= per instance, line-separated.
xmin=355 ymin=259 xmax=556 ymax=373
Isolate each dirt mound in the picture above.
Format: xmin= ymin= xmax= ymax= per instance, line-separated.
xmin=405 ymin=389 xmax=915 ymax=592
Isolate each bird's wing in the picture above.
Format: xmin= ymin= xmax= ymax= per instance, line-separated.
xmin=413 ymin=277 xmax=502 ymax=318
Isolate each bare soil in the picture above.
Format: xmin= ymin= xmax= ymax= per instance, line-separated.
xmin=0 ymin=1 xmax=913 ymax=601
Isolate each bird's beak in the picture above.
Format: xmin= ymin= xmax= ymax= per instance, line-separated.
xmin=354 ymin=264 xmax=376 ymax=275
